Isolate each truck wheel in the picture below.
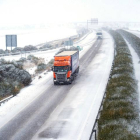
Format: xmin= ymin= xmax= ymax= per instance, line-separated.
xmin=69 ymin=79 xmax=72 ymax=84
xmin=54 ymin=82 xmax=58 ymax=85
xmin=76 ymin=67 xmax=79 ymax=73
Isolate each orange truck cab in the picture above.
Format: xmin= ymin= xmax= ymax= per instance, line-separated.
xmin=52 ymin=51 xmax=79 ymax=85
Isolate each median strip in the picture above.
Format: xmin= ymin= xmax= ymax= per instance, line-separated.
xmin=97 ymin=30 xmax=140 ymax=140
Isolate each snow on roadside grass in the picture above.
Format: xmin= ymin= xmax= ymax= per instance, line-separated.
xmin=3 ymin=48 xmax=60 ymax=62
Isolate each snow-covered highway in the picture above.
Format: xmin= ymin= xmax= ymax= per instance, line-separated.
xmin=0 ymin=31 xmax=114 ymax=140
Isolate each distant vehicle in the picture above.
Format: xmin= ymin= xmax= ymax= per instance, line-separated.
xmin=96 ymin=31 xmax=102 ymax=39
xmin=52 ymin=51 xmax=79 ymax=85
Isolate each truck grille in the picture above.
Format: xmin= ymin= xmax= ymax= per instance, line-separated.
xmin=56 ymin=74 xmax=66 ymax=82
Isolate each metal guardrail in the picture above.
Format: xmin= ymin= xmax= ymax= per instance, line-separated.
xmin=89 ymin=85 xmax=109 ymax=140
xmin=0 ymin=95 xmax=13 ymax=106
xmin=89 ymin=64 xmax=114 ymax=140
xmin=0 ymin=47 xmax=58 ymax=57
xmin=89 ymin=40 xmax=116 ymax=140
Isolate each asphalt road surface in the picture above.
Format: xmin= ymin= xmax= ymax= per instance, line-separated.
xmin=0 ymin=39 xmax=102 ymax=140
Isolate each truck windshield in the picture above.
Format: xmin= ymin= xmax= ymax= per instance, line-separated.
xmin=54 ymin=66 xmax=69 ymax=72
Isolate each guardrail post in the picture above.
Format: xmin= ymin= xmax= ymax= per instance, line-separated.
xmin=0 ymin=95 xmax=13 ymax=106
xmin=94 ymin=130 xmax=96 ymax=140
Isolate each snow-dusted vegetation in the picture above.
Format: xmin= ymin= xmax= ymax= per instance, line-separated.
xmin=118 ymin=30 xmax=140 ymax=59
xmin=0 ymin=59 xmax=31 ymax=100
xmin=98 ymin=30 xmax=140 ymax=140
xmin=0 ymin=56 xmax=46 ymax=100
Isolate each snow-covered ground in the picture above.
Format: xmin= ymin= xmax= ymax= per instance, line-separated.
xmin=0 ymin=26 xmax=77 ymax=50
xmin=128 ymin=26 xmax=140 ymax=32
xmin=1 ymin=48 xmax=60 ymax=61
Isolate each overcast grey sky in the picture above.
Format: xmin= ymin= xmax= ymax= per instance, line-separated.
xmin=0 ymin=0 xmax=140 ymax=25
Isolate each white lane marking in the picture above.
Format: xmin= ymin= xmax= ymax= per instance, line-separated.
xmin=77 ymin=44 xmax=113 ymax=140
